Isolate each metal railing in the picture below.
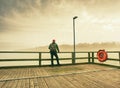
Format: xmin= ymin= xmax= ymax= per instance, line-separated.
xmin=0 ymin=51 xmax=119 ymax=68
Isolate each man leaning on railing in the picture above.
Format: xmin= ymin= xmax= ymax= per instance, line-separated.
xmin=48 ymin=39 xmax=60 ymax=66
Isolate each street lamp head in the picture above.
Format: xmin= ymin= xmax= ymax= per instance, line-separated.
xmin=73 ymin=16 xmax=78 ymax=19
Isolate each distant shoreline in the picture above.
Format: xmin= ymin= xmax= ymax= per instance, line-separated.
xmin=23 ymin=42 xmax=120 ymax=52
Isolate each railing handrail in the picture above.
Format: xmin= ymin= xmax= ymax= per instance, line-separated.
xmin=0 ymin=51 xmax=119 ymax=68
xmin=0 ymin=50 xmax=120 ymax=53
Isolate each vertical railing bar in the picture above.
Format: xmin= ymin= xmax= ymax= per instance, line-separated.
xmin=72 ymin=52 xmax=75 ymax=64
xmin=119 ymin=52 xmax=120 ymax=65
xmin=88 ymin=52 xmax=90 ymax=64
xmin=39 ymin=52 xmax=41 ymax=66
xmin=92 ymin=52 xmax=94 ymax=63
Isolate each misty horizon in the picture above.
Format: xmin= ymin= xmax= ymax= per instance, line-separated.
xmin=0 ymin=41 xmax=120 ymax=51
xmin=22 ymin=42 xmax=120 ymax=52
xmin=1 ymin=0 xmax=120 ymax=50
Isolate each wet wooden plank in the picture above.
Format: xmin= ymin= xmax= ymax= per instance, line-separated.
xmin=16 ymin=79 xmax=23 ymax=88
xmin=17 ymin=79 xmax=26 ymax=88
xmin=44 ymin=77 xmax=62 ymax=88
xmin=37 ymin=78 xmax=48 ymax=88
xmin=29 ymin=78 xmax=40 ymax=88
xmin=84 ymin=70 xmax=120 ymax=87
xmin=0 ymin=65 xmax=119 ymax=88
xmin=1 ymin=81 xmax=11 ymax=88
xmin=23 ymin=79 xmax=30 ymax=88
xmin=64 ymin=74 xmax=95 ymax=88
xmin=54 ymin=76 xmax=76 ymax=88
xmin=63 ymin=74 xmax=85 ymax=88
xmin=0 ymin=81 xmax=5 ymax=88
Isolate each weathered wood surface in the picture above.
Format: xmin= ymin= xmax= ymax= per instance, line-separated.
xmin=0 ymin=64 xmax=119 ymax=88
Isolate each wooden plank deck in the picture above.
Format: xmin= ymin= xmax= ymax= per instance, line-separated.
xmin=0 ymin=64 xmax=119 ymax=88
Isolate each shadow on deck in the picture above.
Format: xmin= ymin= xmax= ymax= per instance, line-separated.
xmin=0 ymin=64 xmax=119 ymax=88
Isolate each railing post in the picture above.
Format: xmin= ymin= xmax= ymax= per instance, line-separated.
xmin=88 ymin=52 xmax=91 ymax=63
xmin=119 ymin=52 xmax=120 ymax=65
xmin=72 ymin=52 xmax=75 ymax=64
xmin=39 ymin=52 xmax=41 ymax=66
xmin=92 ymin=52 xmax=94 ymax=63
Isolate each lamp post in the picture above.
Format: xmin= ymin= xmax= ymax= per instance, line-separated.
xmin=73 ymin=16 xmax=78 ymax=64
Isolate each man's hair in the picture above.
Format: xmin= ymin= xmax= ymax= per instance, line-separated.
xmin=53 ymin=39 xmax=55 ymax=42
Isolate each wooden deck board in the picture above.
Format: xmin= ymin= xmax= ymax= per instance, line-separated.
xmin=84 ymin=70 xmax=120 ymax=87
xmin=54 ymin=76 xmax=76 ymax=88
xmin=44 ymin=77 xmax=62 ymax=88
xmin=0 ymin=64 xmax=119 ymax=88
xmin=16 ymin=80 xmax=23 ymax=88
xmin=37 ymin=78 xmax=48 ymax=88
xmin=66 ymin=74 xmax=99 ymax=88
xmin=0 ymin=81 xmax=5 ymax=88
xmin=24 ymin=79 xmax=30 ymax=88
xmin=63 ymin=74 xmax=86 ymax=88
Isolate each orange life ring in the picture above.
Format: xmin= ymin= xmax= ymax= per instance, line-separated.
xmin=97 ymin=50 xmax=108 ymax=62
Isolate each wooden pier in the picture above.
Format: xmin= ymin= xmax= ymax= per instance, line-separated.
xmin=0 ymin=64 xmax=119 ymax=88
xmin=0 ymin=51 xmax=119 ymax=88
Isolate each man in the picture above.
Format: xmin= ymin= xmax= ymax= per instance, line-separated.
xmin=49 ymin=39 xmax=60 ymax=66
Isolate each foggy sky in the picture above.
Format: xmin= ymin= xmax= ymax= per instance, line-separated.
xmin=0 ymin=0 xmax=120 ymax=50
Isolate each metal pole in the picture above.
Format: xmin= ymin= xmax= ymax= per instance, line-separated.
xmin=73 ymin=16 xmax=78 ymax=64
xmin=73 ymin=18 xmax=75 ymax=55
